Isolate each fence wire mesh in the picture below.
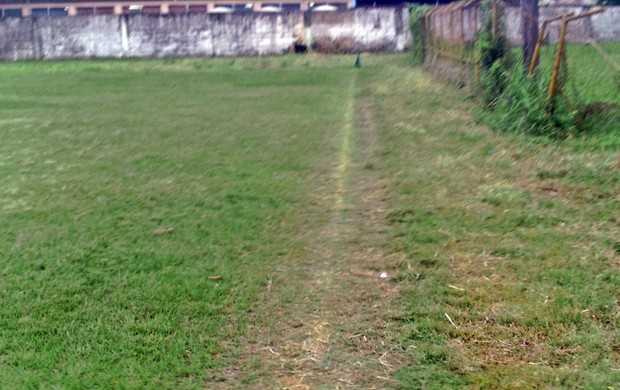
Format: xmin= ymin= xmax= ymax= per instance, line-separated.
xmin=424 ymin=0 xmax=481 ymax=87
xmin=424 ymin=0 xmax=620 ymax=132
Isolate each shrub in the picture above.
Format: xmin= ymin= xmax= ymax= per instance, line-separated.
xmin=474 ymin=0 xmax=578 ymax=138
xmin=490 ymin=64 xmax=577 ymax=138
xmin=474 ymin=0 xmax=513 ymax=107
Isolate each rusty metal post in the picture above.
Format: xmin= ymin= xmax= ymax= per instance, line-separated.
xmin=548 ymin=15 xmax=570 ymax=100
xmin=548 ymin=8 xmax=605 ymax=98
xmin=529 ymin=20 xmax=549 ymax=75
xmin=528 ymin=14 xmax=573 ymax=75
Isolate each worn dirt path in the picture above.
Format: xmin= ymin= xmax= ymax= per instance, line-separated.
xmin=244 ymin=74 xmax=406 ymax=389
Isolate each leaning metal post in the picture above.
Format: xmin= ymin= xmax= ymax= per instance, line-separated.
xmin=548 ymin=15 xmax=570 ymax=100
xmin=528 ymin=14 xmax=569 ymax=75
xmin=547 ymin=7 xmax=605 ymax=99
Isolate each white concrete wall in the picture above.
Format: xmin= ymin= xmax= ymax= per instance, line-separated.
xmin=504 ymin=5 xmax=620 ymax=45
xmin=0 ymin=6 xmax=412 ymax=60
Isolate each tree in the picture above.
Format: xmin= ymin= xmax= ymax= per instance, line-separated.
xmin=521 ymin=0 xmax=539 ymax=69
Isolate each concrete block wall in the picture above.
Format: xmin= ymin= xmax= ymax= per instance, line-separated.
xmin=504 ymin=5 xmax=620 ymax=45
xmin=0 ymin=18 xmax=36 ymax=60
xmin=430 ymin=5 xmax=619 ymax=47
xmin=0 ymin=6 xmax=412 ymax=60
xmin=309 ymin=7 xmax=410 ymax=52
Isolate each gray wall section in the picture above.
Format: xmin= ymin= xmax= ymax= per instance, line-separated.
xmin=505 ymin=5 xmax=620 ymax=45
xmin=0 ymin=18 xmax=35 ymax=60
xmin=0 ymin=7 xmax=412 ymax=60
xmin=430 ymin=5 xmax=619 ymax=47
xmin=310 ymin=7 xmax=409 ymax=52
xmin=38 ymin=16 xmax=125 ymax=58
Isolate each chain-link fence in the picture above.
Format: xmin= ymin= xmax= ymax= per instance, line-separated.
xmin=531 ymin=7 xmax=620 ymax=131
xmin=424 ymin=0 xmax=619 ymax=132
xmin=424 ymin=0 xmax=481 ymax=87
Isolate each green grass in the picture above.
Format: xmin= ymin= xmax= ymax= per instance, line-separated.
xmin=1 ymin=54 xmax=618 ymax=388
xmin=551 ymin=42 xmax=619 ymax=105
xmin=358 ymin=62 xmax=620 ymax=388
xmin=530 ymin=42 xmax=619 ymax=100
xmin=491 ymin=42 xmax=620 ymax=146
xmin=428 ymin=39 xmax=619 ymax=142
xmin=0 ymin=56 xmax=359 ymax=387
xmin=505 ymin=42 xmax=620 ymax=106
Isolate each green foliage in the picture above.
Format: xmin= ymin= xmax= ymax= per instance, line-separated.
xmin=489 ymin=63 xmax=578 ymax=137
xmin=408 ymin=3 xmax=432 ymax=65
xmin=475 ymin=30 xmax=509 ymax=71
xmin=477 ymin=56 xmax=510 ymax=107
xmin=471 ymin=0 xmax=611 ymax=138
xmin=597 ymin=0 xmax=620 ymax=5
xmin=474 ymin=0 xmax=513 ymax=107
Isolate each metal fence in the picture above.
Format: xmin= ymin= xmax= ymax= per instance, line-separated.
xmin=424 ymin=0 xmax=619 ymax=131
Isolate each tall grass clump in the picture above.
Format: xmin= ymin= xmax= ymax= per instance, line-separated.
xmin=492 ymin=64 xmax=577 ymax=138
xmin=474 ymin=0 xmax=512 ymax=107
xmin=474 ymin=0 xmax=582 ymax=138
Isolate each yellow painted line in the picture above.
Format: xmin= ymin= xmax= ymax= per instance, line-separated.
xmin=334 ymin=75 xmax=356 ymax=212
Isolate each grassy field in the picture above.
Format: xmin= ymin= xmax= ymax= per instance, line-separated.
xmin=564 ymin=42 xmax=620 ymax=105
xmin=532 ymin=42 xmax=620 ymax=105
xmin=0 ymin=55 xmax=619 ymax=388
xmin=363 ymin=61 xmax=620 ymax=387
xmin=0 ymin=56 xmax=359 ymax=386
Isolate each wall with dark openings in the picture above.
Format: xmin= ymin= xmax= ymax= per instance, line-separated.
xmin=0 ymin=7 xmax=412 ymax=60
